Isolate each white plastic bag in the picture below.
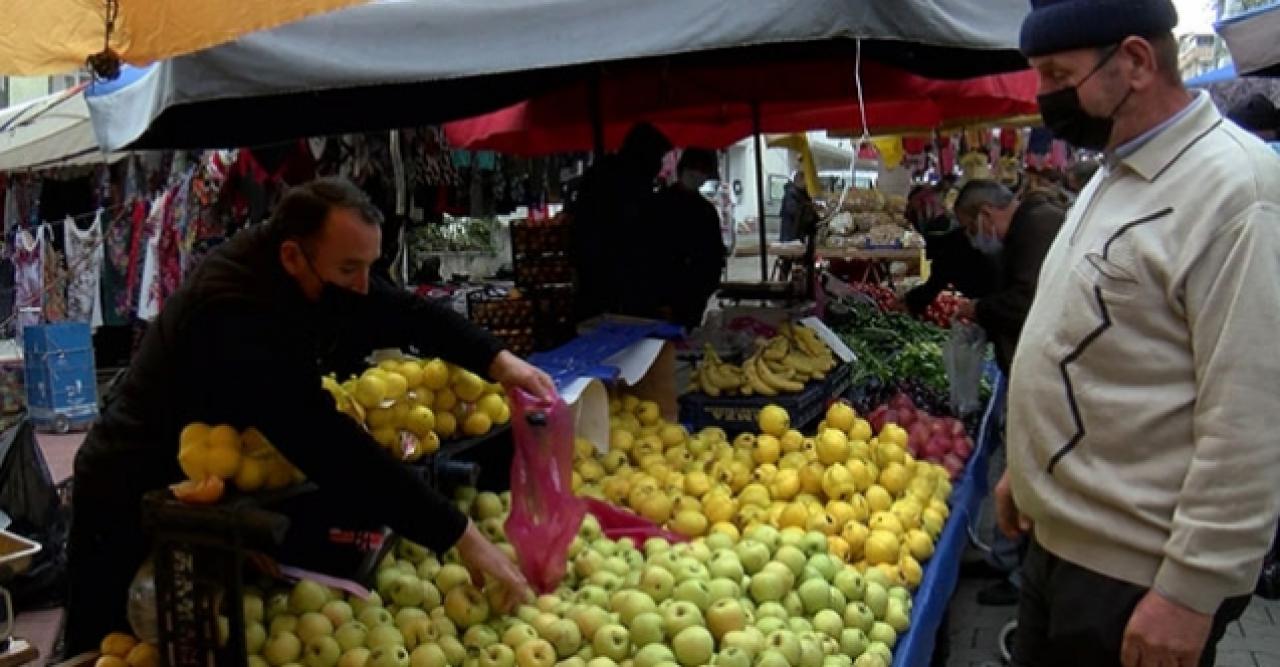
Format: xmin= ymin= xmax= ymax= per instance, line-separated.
xmin=943 ymin=321 xmax=987 ymax=417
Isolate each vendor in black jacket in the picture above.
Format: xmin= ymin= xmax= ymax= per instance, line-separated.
xmin=903 ymin=185 xmax=999 ymax=314
xmin=951 ymin=179 xmax=1065 ymax=376
xmin=66 ymin=178 xmax=550 ymax=652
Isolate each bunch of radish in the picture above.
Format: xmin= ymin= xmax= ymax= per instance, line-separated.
xmin=867 ymin=392 xmax=975 ymax=479
xmin=922 ymin=291 xmax=967 ymax=328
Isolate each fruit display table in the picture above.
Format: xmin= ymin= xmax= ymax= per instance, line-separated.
xmin=890 ymin=376 xmax=1003 ymax=667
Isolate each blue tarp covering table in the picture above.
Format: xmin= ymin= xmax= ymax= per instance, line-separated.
xmin=892 ymin=376 xmax=1004 ymax=667
xmin=530 ymin=321 xmax=683 ymax=390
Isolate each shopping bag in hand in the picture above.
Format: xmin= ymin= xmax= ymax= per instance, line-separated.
xmin=943 ymin=320 xmax=987 ymax=417
xmin=504 ymin=389 xmax=587 ymax=593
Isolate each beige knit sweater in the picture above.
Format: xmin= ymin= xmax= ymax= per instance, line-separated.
xmin=1008 ymin=93 xmax=1280 ymax=614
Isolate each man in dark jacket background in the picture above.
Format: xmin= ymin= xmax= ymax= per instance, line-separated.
xmin=66 ymin=178 xmax=551 ymax=652
xmin=903 ymin=184 xmax=999 ymax=315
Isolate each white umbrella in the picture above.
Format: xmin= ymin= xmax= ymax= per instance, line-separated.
xmin=0 ymin=85 xmax=120 ymax=171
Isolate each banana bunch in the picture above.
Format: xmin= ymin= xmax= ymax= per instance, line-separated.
xmin=688 ymin=323 xmax=838 ymax=397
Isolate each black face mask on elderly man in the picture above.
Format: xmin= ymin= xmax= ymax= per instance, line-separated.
xmin=1036 ymin=46 xmax=1133 ymax=151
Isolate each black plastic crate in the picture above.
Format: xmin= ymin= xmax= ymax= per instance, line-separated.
xmin=679 ymin=362 xmax=851 ymax=435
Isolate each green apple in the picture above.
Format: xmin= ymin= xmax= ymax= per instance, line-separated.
xmin=473 ymin=492 xmax=504 ymax=520
xmin=705 ymin=533 xmax=734 ymax=551
xmin=720 ymin=629 xmax=764 ymax=659
xmin=661 ymin=601 xmax=704 ymax=637
xmin=748 ymin=571 xmax=787 ymax=604
xmin=515 ymin=638 xmax=557 ymax=667
xmin=397 ymin=539 xmax=431 ymax=565
xmin=446 ymin=585 xmax=491 ymax=629
xmin=783 ymin=591 xmax=805 ymax=618
xmin=271 ymin=615 xmax=300 ymax=636
xmin=587 ymin=572 xmax=623 ymax=592
xmin=585 ymin=659 xmax=618 ymax=667
xmin=335 ymin=621 xmax=369 ymax=652
xmin=706 ymin=599 xmax=747 ymax=639
xmin=622 ymin=549 xmax=645 ymax=571
xmin=417 ymin=558 xmax=442 ymax=582
xmin=753 ymin=649 xmax=790 ymax=667
xmin=568 ymin=537 xmax=587 ymax=560
xmin=801 ymin=566 xmax=825 ymax=584
xmin=574 ymin=645 xmax=594 ymax=662
xmin=611 ymin=591 xmax=657 ymax=626
xmin=566 ymin=607 xmax=611 ymax=642
xmin=639 ymin=567 xmax=675 ymax=602
xmin=838 ymin=629 xmax=867 ymax=659
xmin=558 ymin=659 xmax=587 ymax=667
xmin=673 ymin=580 xmax=711 ymax=612
xmin=436 ymin=564 xmax=474 ymax=595
xmin=760 ymin=562 xmax=796 ymax=593
xmin=580 ymin=515 xmax=603 ymax=541
xmin=378 ymin=569 xmax=404 ymax=600
xmin=633 ymin=644 xmax=675 ymax=667
xmin=812 ymin=610 xmax=844 ymax=639
xmin=765 ymin=630 xmax=801 ymax=665
xmin=591 ymin=624 xmax=631 ymax=662
xmin=800 ymin=532 xmax=829 ymax=557
xmin=340 ymin=647 xmax=372 ymax=667
xmin=297 ymin=612 xmax=336 ymax=644
xmin=464 ymin=625 xmax=500 ymax=650
xmin=626 ymin=612 xmax=664 ymax=649
xmin=743 ymin=525 xmax=780 ymax=551
xmin=410 ymin=644 xmax=448 ymax=667
xmin=772 ymin=546 xmax=807 ymax=578
xmin=642 ymin=537 xmax=670 ymax=557
xmin=545 ymin=619 xmax=582 ymax=658
xmin=396 ymin=560 xmax=418 ymax=576
xmin=830 ymin=589 xmax=847 ymax=612
xmin=823 ymin=656 xmax=853 ymax=667
xmin=673 ymin=561 xmax=709 ymax=585
xmin=650 ymin=551 xmax=681 ymax=574
xmin=852 ymin=654 xmax=886 ymax=667
xmin=590 ymin=539 xmax=618 ymax=558
xmin=395 ymin=608 xmax=428 ymax=629
xmin=359 ymin=607 xmax=395 ymax=629
xmin=291 ymin=581 xmax=331 ymax=615
xmin=246 ymin=621 xmax=268 ymax=655
xmin=322 ymin=601 xmax=355 ymax=629
xmin=390 ymin=576 xmax=428 ymax=608
xmin=503 ymin=622 xmax=541 ymax=650
xmin=439 ymin=636 xmax=467 ymax=666
xmin=832 ymin=570 xmax=865 ymax=603
xmin=706 ymin=578 xmax=741 ymax=605
xmin=531 ymin=613 xmax=560 ymax=639
xmin=479 ymin=644 xmax=516 ymax=667
xmin=575 ymin=551 xmax=607 ymax=578
xmin=602 ymin=557 xmax=630 ymax=578
xmin=400 ymin=617 xmax=438 ymax=650
xmin=349 ymin=592 xmax=384 ymax=617
xmin=822 ymin=635 xmax=841 ymax=657
xmin=754 ymin=602 xmax=787 ymax=621
xmin=754 ymin=617 xmax=786 ymax=635
xmin=305 ymin=635 xmax=343 ymax=667
xmin=575 ymin=586 xmax=610 ymax=610
xmin=885 ymin=599 xmax=906 ymax=634
xmin=778 ymin=528 xmax=806 ymax=550
xmin=867 ymin=622 xmax=896 ymax=649
xmin=798 ymin=579 xmax=837 ymax=615
xmin=807 ymin=555 xmax=840 ymax=583
xmin=734 ymin=541 xmax=771 ymax=575
xmin=787 ymin=618 xmax=813 ymax=635
xmin=536 ymin=594 xmax=564 ymax=614
xmin=246 ymin=594 xmax=266 ymax=624
xmin=369 ymin=645 xmax=411 ymax=667
xmin=367 ymin=625 xmax=405 ymax=650
xmin=708 ymin=553 xmax=745 ymax=582
xmin=841 ymin=603 xmax=875 ymax=635
xmin=431 ymin=616 xmax=458 ymax=639
xmin=796 ymin=633 xmax=825 ymax=667
xmin=713 ymin=647 xmax=751 ymax=667
xmin=866 ymin=640 xmax=893 ymax=664
xmin=265 ymin=631 xmax=303 ymax=666
xmin=862 ymin=583 xmax=888 ymax=621
xmin=671 ymin=627 xmax=713 ymax=667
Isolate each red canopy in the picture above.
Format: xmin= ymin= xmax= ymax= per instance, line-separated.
xmin=445 ymin=59 xmax=1038 ymax=155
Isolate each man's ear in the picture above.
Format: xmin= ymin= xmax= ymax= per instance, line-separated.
xmin=1119 ymin=36 xmax=1160 ymax=91
xmin=279 ymin=239 xmax=306 ymax=278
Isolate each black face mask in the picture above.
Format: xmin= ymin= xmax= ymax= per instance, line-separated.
xmin=1036 ymin=46 xmax=1132 ymax=151
xmin=301 ymin=250 xmax=369 ymax=322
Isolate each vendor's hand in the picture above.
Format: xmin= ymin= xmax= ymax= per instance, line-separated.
xmin=995 ymin=471 xmax=1032 ymax=539
xmin=1121 ymin=590 xmax=1212 ymax=667
xmin=455 ymin=520 xmax=533 ymax=613
xmin=489 ymin=350 xmax=557 ymax=400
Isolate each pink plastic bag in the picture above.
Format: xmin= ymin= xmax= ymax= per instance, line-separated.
xmin=584 ymin=498 xmax=688 ymax=544
xmin=504 ymin=389 xmax=587 ymax=593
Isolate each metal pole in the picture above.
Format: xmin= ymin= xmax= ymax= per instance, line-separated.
xmin=752 ymin=101 xmax=768 ymax=282
xmin=588 ymin=73 xmax=606 ymax=161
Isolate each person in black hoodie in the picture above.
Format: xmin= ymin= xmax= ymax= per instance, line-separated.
xmin=903 ymin=184 xmax=999 ymax=314
xmin=65 ymin=178 xmax=551 ymax=653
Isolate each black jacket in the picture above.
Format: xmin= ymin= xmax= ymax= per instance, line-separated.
xmin=974 ymin=194 xmax=1065 ymax=375
xmin=779 ymin=182 xmax=818 ymax=243
xmin=628 ymin=184 xmax=726 ymax=328
xmin=905 ymin=227 xmax=999 ymax=314
xmin=74 ymin=224 xmax=504 ymax=553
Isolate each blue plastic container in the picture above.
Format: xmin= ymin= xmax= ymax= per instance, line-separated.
xmin=22 ymin=322 xmax=98 ymax=432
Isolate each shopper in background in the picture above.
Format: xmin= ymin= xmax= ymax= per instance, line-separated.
xmin=569 ymin=122 xmax=673 ymax=321
xmin=639 ymin=147 xmax=727 ymax=328
xmin=1065 ymin=158 xmax=1100 ymax=194
xmin=778 ymin=171 xmax=819 ymax=244
xmin=1004 ymin=1 xmax=1280 ymax=665
xmin=903 ymin=183 xmax=998 ymax=315
xmin=950 ymin=179 xmax=1065 ymax=606
xmin=66 ymin=179 xmax=549 ymax=653
xmin=1227 ymin=92 xmax=1280 ymax=147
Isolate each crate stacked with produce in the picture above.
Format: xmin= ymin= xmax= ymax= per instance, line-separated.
xmin=510 ymin=218 xmax=577 ymax=351
xmin=469 ymin=288 xmax=537 ymax=356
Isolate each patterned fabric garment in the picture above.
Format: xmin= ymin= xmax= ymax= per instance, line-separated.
xmin=40 ymin=225 xmax=66 ymax=322
xmin=64 ymin=211 xmax=104 ymax=329
xmin=12 ymin=227 xmax=43 ymax=339
xmin=101 ymin=200 xmax=145 ymax=325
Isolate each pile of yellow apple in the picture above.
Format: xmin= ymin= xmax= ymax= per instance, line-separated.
xmin=94 ymin=632 xmax=158 ymax=667
xmin=323 ymin=354 xmax=512 ymax=462
xmin=240 ymin=486 xmax=908 ymax=667
xmin=172 ymin=423 xmax=305 ymax=503
xmin=571 ymin=397 xmax=952 ymax=590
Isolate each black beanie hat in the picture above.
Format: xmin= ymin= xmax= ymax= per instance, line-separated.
xmin=1020 ymin=0 xmax=1179 ymax=57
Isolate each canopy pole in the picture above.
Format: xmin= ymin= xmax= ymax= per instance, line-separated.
xmin=588 ymin=72 xmax=606 ymax=161
xmin=752 ymin=101 xmax=768 ymax=282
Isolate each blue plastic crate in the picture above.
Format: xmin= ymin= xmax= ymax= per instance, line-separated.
xmin=22 ymin=323 xmax=98 ymax=431
xmin=23 ymin=321 xmax=92 ymax=355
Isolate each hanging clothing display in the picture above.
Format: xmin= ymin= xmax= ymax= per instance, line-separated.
xmin=40 ymin=224 xmax=66 ymax=323
xmin=136 ymin=193 xmax=168 ymax=322
xmin=12 ymin=227 xmax=43 ymax=339
xmin=64 ymin=211 xmax=105 ymax=329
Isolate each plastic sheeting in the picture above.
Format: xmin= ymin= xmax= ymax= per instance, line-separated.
xmin=1218 ymin=3 xmax=1280 ymax=78
xmin=0 ymin=0 xmax=368 ymax=75
xmin=0 ymin=86 xmax=121 ymax=171
xmin=85 ymin=0 xmax=1031 ymax=151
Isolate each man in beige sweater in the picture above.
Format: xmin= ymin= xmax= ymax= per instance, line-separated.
xmin=1001 ymin=1 xmax=1280 ymax=666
